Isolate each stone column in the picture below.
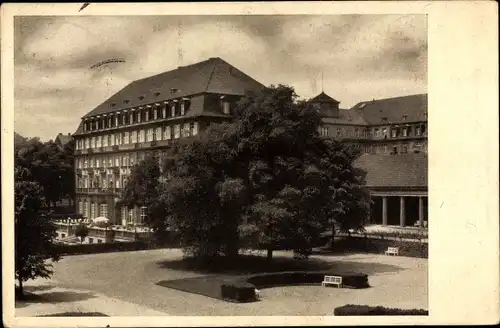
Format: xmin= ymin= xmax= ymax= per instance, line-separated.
xmin=382 ymin=196 xmax=388 ymax=226
xmin=400 ymin=196 xmax=406 ymax=227
xmin=419 ymin=197 xmax=424 ymax=228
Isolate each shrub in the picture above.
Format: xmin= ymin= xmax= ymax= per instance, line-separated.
xmin=220 ymin=282 xmax=256 ymax=303
xmin=334 ymin=305 xmax=428 ymax=316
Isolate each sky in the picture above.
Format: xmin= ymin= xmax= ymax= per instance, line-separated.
xmin=14 ymin=15 xmax=427 ymax=141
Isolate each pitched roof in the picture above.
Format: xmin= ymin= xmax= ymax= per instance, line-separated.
xmin=322 ymin=109 xmax=367 ymax=125
xmin=83 ymin=57 xmax=265 ymax=118
xmin=55 ymin=133 xmax=72 ymax=146
xmin=355 ymin=153 xmax=428 ymax=188
xmin=310 ymin=91 xmax=340 ymax=103
xmin=351 ymin=94 xmax=427 ymax=125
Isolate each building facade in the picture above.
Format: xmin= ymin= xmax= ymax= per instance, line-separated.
xmin=310 ymin=91 xmax=428 ymax=228
xmin=311 ymin=92 xmax=428 ymax=155
xmin=72 ymin=57 xmax=264 ymax=225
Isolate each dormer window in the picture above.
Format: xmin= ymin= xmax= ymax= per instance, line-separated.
xmin=403 ymin=115 xmax=408 ymax=121
xmin=124 ymin=100 xmax=130 ymax=104
xmin=424 ymin=112 xmax=428 ymax=119
xmin=138 ymin=96 xmax=144 ymax=100
xmin=111 ymin=103 xmax=116 ymax=108
xmin=154 ymin=92 xmax=161 ymax=97
xmin=382 ymin=117 xmax=388 ymax=123
xmin=222 ymin=101 xmax=230 ymax=115
xmin=170 ymin=88 xmax=178 ymax=95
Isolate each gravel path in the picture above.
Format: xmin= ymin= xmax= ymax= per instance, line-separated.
xmin=16 ymin=249 xmax=427 ymax=316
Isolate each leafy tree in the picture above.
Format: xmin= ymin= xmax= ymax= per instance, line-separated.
xmin=14 ymin=134 xmax=75 ymax=209
xmin=124 ymin=85 xmax=370 ymax=259
xmin=74 ymin=223 xmax=89 ymax=243
xmin=15 ymin=179 xmax=61 ymax=297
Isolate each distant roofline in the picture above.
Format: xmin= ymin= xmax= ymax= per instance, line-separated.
xmin=353 ymin=93 xmax=427 ymax=108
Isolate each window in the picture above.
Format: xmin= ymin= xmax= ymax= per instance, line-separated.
xmin=129 ymin=208 xmax=134 ymax=224
xmin=90 ymin=202 xmax=96 ymax=219
xmin=96 ymin=157 xmax=101 ymax=168
xmin=122 ymin=113 xmax=127 ymax=125
xmin=382 ymin=128 xmax=387 ymax=137
xmin=108 ymin=117 xmax=112 ymax=127
xmin=320 ymin=127 xmax=329 ymax=136
xmin=123 ymin=154 xmax=129 ymax=166
xmin=164 ymin=126 xmax=171 ymax=139
xmin=153 ymin=108 xmax=158 ymax=120
xmin=336 ymin=128 xmax=341 ymax=137
xmin=146 ymin=128 xmax=154 ymax=142
xmin=115 ymin=133 xmax=122 ymax=145
xmin=421 ymin=123 xmax=427 ymax=134
xmin=222 ymin=101 xmax=230 ymax=115
xmin=131 ymin=130 xmax=137 ymax=143
xmin=115 ymin=155 xmax=120 ymax=167
xmin=100 ymin=204 xmax=108 ymax=218
xmin=391 ymin=129 xmax=397 ymax=138
xmin=89 ymin=238 xmax=93 ymax=244
xmin=180 ymin=102 xmax=185 ymax=116
xmin=416 ymin=126 xmax=421 ymax=136
xmin=384 ymin=145 xmax=388 ymax=154
xmin=156 ymin=127 xmax=162 ymax=141
xmin=174 ymin=125 xmax=180 ymax=138
xmin=130 ymin=112 xmax=134 ymax=124
xmin=130 ymin=153 xmax=136 ymax=166
xmin=171 ymin=103 xmax=175 ymax=117
xmin=84 ymin=201 xmax=90 ymax=219
xmin=78 ymin=201 xmax=83 ymax=214
xmin=145 ymin=110 xmax=149 ymax=122
xmin=121 ymin=207 xmax=128 ymax=225
xmin=191 ymin=122 xmax=198 ymax=136
xmin=115 ymin=177 xmax=120 ymax=189
xmin=393 ymin=146 xmax=398 ymax=154
xmin=355 ymin=128 xmax=360 ymax=138
xmin=108 ymin=156 xmax=113 ymax=167
xmin=140 ymin=206 xmax=147 ymax=224
xmin=137 ymin=111 xmax=141 ymax=123
xmin=139 ymin=130 xmax=145 ymax=143
xmin=183 ymin=123 xmax=190 ymax=137
xmin=103 ymin=135 xmax=108 ymax=147
xmin=123 ymin=131 xmax=130 ymax=144
xmin=402 ymin=128 xmax=408 ymax=137
xmin=402 ymin=144 xmax=408 ymax=153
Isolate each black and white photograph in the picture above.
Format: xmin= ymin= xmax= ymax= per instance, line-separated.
xmin=2 ymin=2 xmax=498 ymax=327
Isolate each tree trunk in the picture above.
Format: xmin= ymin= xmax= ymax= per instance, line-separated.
xmin=266 ymin=248 xmax=273 ymax=260
xmin=18 ymin=278 xmax=23 ymax=298
xmin=330 ymin=222 xmax=336 ymax=250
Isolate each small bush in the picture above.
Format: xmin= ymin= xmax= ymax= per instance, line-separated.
xmin=334 ymin=304 xmax=428 ymax=316
xmin=220 ymin=282 xmax=256 ymax=303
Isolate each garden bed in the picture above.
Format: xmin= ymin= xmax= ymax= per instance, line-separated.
xmin=157 ymin=271 xmax=369 ymax=303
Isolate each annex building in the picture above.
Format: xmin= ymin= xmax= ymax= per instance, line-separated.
xmin=73 ymin=57 xmax=428 ymax=228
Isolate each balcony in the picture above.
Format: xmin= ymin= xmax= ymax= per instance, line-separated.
xmin=76 ymin=187 xmax=120 ymax=195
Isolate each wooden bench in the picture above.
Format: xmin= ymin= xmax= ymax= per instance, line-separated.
xmin=322 ymin=275 xmax=343 ymax=288
xmin=385 ymin=247 xmax=399 ymax=256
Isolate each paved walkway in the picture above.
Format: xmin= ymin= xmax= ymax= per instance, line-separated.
xmin=14 ymin=249 xmax=427 ymax=316
xmin=15 ymin=280 xmax=169 ymax=317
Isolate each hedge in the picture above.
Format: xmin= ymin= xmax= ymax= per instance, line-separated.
xmin=246 ymin=271 xmax=369 ymax=289
xmin=220 ymin=282 xmax=257 ymax=303
xmin=334 ymin=304 xmax=428 ymax=316
xmin=330 ymin=236 xmax=428 ymax=258
xmin=221 ymin=271 xmax=369 ymax=303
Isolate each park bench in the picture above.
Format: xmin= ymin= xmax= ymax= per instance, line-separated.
xmin=322 ymin=275 xmax=343 ymax=288
xmin=385 ymin=247 xmax=399 ymax=256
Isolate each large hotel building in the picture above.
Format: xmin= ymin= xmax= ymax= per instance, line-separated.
xmin=73 ymin=57 xmax=428 ymax=228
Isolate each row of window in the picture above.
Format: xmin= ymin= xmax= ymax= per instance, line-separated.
xmin=76 ymin=150 xmax=167 ymax=169
xmin=83 ymin=101 xmax=190 ymax=132
xmin=363 ymin=142 xmax=428 ymax=155
xmin=319 ymin=123 xmax=427 ymax=139
xmin=76 ymin=122 xmax=199 ymax=150
xmin=77 ymin=201 xmax=147 ymax=225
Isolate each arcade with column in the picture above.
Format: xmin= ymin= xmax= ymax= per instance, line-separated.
xmin=369 ymin=192 xmax=428 ymax=228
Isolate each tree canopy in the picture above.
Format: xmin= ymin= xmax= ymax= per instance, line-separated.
xmin=123 ymin=85 xmax=371 ymax=259
xmin=15 ymin=134 xmax=75 ymax=209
